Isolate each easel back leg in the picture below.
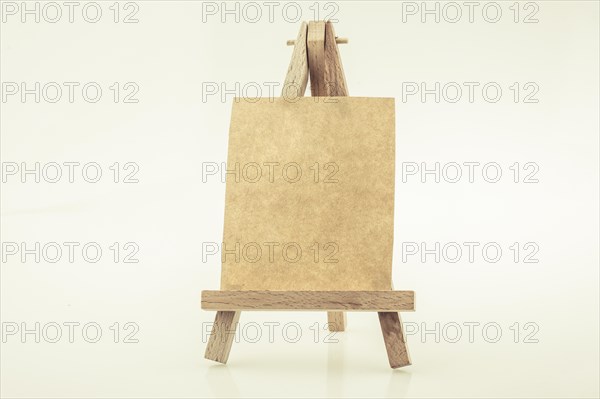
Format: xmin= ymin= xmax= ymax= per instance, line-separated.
xmin=327 ymin=311 xmax=347 ymax=331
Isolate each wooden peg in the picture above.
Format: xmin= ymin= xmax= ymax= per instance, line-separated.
xmin=287 ymin=37 xmax=348 ymax=46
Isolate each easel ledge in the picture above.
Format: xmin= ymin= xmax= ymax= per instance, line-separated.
xmin=201 ymin=290 xmax=415 ymax=311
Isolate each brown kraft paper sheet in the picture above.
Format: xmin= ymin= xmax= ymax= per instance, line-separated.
xmin=220 ymin=97 xmax=395 ymax=291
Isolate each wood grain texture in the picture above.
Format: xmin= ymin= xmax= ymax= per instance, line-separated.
xmin=378 ymin=312 xmax=411 ymax=368
xmin=327 ymin=310 xmax=346 ymax=332
xmin=307 ymin=21 xmax=327 ymax=96
xmin=202 ymin=291 xmax=414 ymax=311
xmin=282 ymin=21 xmax=309 ymax=98
xmin=324 ymin=21 xmax=348 ymax=96
xmin=204 ymin=311 xmax=240 ymax=364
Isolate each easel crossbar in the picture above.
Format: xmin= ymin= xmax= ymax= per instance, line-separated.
xmin=202 ymin=290 xmax=415 ymax=311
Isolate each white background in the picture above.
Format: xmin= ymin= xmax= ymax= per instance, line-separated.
xmin=1 ymin=1 xmax=599 ymax=397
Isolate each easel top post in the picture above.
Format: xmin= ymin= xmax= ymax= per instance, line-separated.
xmin=283 ymin=20 xmax=348 ymax=98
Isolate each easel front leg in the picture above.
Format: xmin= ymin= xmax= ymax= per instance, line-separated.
xmin=378 ymin=312 xmax=411 ymax=368
xmin=205 ymin=311 xmax=240 ymax=364
xmin=327 ymin=311 xmax=346 ymax=331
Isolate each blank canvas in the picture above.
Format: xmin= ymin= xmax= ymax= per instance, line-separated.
xmin=220 ymin=97 xmax=395 ymax=291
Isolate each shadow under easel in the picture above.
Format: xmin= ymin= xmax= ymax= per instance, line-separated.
xmin=326 ymin=333 xmax=345 ymax=397
xmin=386 ymin=368 xmax=413 ymax=398
xmin=205 ymin=364 xmax=241 ymax=398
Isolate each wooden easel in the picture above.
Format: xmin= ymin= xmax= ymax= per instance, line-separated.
xmin=202 ymin=21 xmax=414 ymax=369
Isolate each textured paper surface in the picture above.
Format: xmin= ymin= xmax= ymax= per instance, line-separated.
xmin=220 ymin=97 xmax=395 ymax=291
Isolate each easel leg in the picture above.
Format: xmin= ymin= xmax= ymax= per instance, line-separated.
xmin=205 ymin=311 xmax=240 ymax=364
xmin=378 ymin=312 xmax=411 ymax=368
xmin=327 ymin=311 xmax=346 ymax=331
